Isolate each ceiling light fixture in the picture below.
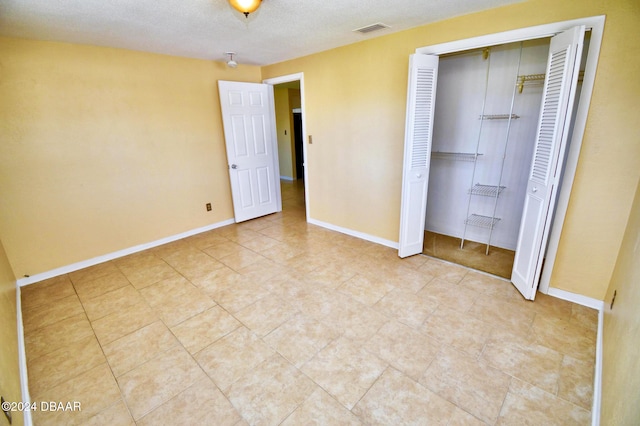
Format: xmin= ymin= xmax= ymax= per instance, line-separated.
xmin=228 ymin=0 xmax=262 ymax=18
xmin=225 ymin=52 xmax=238 ymax=68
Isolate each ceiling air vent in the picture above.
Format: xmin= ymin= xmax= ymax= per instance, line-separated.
xmin=353 ymin=23 xmax=390 ymax=34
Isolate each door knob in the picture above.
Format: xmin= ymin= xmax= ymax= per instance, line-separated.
xmin=417 ymin=173 xmax=423 ymax=178
xmin=231 ymin=164 xmax=238 ymax=169
xmin=532 ymin=186 xmax=538 ymax=193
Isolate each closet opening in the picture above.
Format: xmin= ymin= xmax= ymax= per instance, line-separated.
xmin=398 ymin=17 xmax=604 ymax=300
xmin=423 ymin=35 xmax=589 ymax=279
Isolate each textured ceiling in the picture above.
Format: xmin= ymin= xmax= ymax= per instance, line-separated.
xmin=0 ymin=0 xmax=524 ymax=66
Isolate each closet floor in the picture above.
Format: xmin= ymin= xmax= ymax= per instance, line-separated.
xmin=422 ymin=231 xmax=515 ymax=279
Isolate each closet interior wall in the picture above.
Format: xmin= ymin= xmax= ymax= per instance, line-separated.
xmin=425 ymin=39 xmax=550 ymax=252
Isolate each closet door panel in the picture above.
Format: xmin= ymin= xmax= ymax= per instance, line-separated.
xmin=399 ymin=54 xmax=439 ymax=258
xmin=511 ymin=26 xmax=585 ymax=299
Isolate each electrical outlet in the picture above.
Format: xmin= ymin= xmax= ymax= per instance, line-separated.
xmin=610 ymin=290 xmax=617 ymax=310
xmin=1 ymin=396 xmax=12 ymax=424
xmin=206 ymin=203 xmax=212 ymax=212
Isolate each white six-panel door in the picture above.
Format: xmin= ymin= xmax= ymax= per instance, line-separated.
xmin=398 ymin=54 xmax=439 ymax=257
xmin=218 ymin=81 xmax=280 ymax=222
xmin=511 ymin=26 xmax=585 ymax=300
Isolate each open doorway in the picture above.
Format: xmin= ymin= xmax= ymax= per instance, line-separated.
xmin=269 ymin=78 xmax=307 ymax=217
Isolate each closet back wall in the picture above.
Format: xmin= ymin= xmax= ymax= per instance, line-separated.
xmin=426 ymin=40 xmax=550 ymax=251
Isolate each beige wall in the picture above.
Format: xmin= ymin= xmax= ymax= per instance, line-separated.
xmin=262 ymin=0 xmax=640 ymax=300
xmin=274 ymin=87 xmax=295 ymax=179
xmin=0 ymin=240 xmax=23 ymax=426
xmin=601 ymin=178 xmax=640 ymax=424
xmin=0 ymin=38 xmax=262 ymax=277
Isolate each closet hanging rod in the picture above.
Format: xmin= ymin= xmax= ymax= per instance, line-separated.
xmin=479 ymin=114 xmax=520 ymax=120
xmin=517 ymin=71 xmax=584 ymax=93
xmin=431 ymin=152 xmax=483 ymax=162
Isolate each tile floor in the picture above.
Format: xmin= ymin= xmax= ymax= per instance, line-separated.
xmin=21 ymin=180 xmax=598 ymax=425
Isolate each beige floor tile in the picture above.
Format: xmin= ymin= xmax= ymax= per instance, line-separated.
xmin=375 ymin=288 xmax=438 ymax=328
xmin=497 ymin=379 xmax=591 ymax=425
xmin=80 ymin=399 xmax=135 ymax=426
xmin=281 ymin=387 xmax=362 ymax=425
xmin=22 ymin=293 xmax=85 ymax=333
xmin=25 ymin=313 xmax=94 ymax=359
xmin=103 ymin=321 xmax=179 ymax=377
xmin=448 ymin=408 xmax=487 ymax=426
xmin=139 ymin=275 xmax=216 ymax=326
xmin=227 ymin=354 xmax=316 ymax=425
xmin=237 ymin=258 xmax=290 ymax=283
xmin=195 ymin=327 xmax=274 ymax=391
xmin=302 ymin=265 xmax=357 ymax=289
xmin=234 ymin=294 xmax=299 ymax=336
xmin=68 ymin=262 xmax=120 ymax=285
xmin=203 ymin=241 xmax=247 ymax=260
xmin=137 ymin=377 xmax=241 ymax=426
xmin=532 ymin=315 xmax=597 ymax=363
xmin=422 ymin=305 xmax=493 ymax=359
xmin=171 ymin=306 xmax=241 ymax=354
xmin=570 ymin=304 xmax=599 ymax=332
xmin=467 ymin=293 xmax=536 ymax=333
xmin=208 ymin=277 xmax=271 ymax=313
xmin=352 ymin=367 xmax=459 ymax=425
xmin=162 ymin=246 xmax=225 ymax=281
xmin=73 ymin=271 xmax=131 ymax=302
xmin=149 ymin=239 xmax=192 ymax=260
xmin=418 ymin=278 xmax=478 ymax=313
xmin=91 ymin=301 xmax=158 ymax=346
xmin=420 ymin=346 xmax=511 ymax=424
xmin=82 ymin=285 xmax=145 ymax=321
xmin=116 ymin=255 xmax=180 ymax=289
xmin=264 ymin=313 xmax=340 ymax=367
xmin=219 ymin=227 xmax=263 ymax=245
xmin=219 ymin=247 xmax=268 ymax=271
xmin=285 ymin=286 xmax=353 ymax=322
xmin=117 ymin=346 xmax=207 ymax=420
xmin=31 ymin=363 xmax=121 ymax=426
xmin=259 ymin=242 xmax=306 ymax=264
xmin=28 ymin=335 xmax=106 ymax=397
xmin=365 ymin=320 xmax=441 ymax=380
xmin=459 ymin=271 xmax=516 ymax=301
xmin=558 ymin=355 xmax=594 ymax=410
xmin=20 ymin=275 xmax=76 ymax=311
xmin=189 ymin=265 xmax=244 ymax=293
xmin=529 ymin=292 xmax=574 ymax=321
xmin=337 ymin=274 xmax=395 ymax=306
xmin=183 ymin=230 xmax=230 ymax=250
xmin=238 ymin=234 xmax=281 ymax=252
xmin=301 ymin=337 xmax=387 ymax=409
xmin=324 ymin=302 xmax=388 ymax=345
xmin=481 ymin=328 xmax=563 ymax=394
xmin=418 ymin=258 xmax=468 ymax=284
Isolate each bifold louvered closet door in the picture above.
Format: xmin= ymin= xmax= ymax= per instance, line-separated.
xmin=398 ymin=54 xmax=439 ymax=257
xmin=511 ymin=25 xmax=585 ymax=299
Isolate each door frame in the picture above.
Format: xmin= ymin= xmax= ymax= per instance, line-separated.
xmin=412 ymin=15 xmax=605 ymax=294
xmin=263 ymin=73 xmax=310 ymax=220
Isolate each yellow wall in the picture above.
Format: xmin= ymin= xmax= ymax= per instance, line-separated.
xmin=0 ymin=38 xmax=262 ymax=276
xmin=601 ymin=177 xmax=640 ymax=424
xmin=274 ymin=87 xmax=294 ymax=179
xmin=262 ymin=0 xmax=640 ymax=300
xmin=0 ymin=240 xmax=23 ymax=426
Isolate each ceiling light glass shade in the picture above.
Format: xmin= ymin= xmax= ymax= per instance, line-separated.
xmin=229 ymin=0 xmax=262 ymax=17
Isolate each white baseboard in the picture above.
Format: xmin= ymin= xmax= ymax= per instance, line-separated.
xmin=16 ymin=286 xmax=33 ymax=426
xmin=307 ymin=217 xmax=399 ymax=249
xmin=547 ymin=287 xmax=605 ymax=310
xmin=279 ymin=176 xmax=295 ymax=181
xmin=17 ymin=218 xmax=235 ymax=287
xmin=592 ymin=308 xmax=603 ymax=426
